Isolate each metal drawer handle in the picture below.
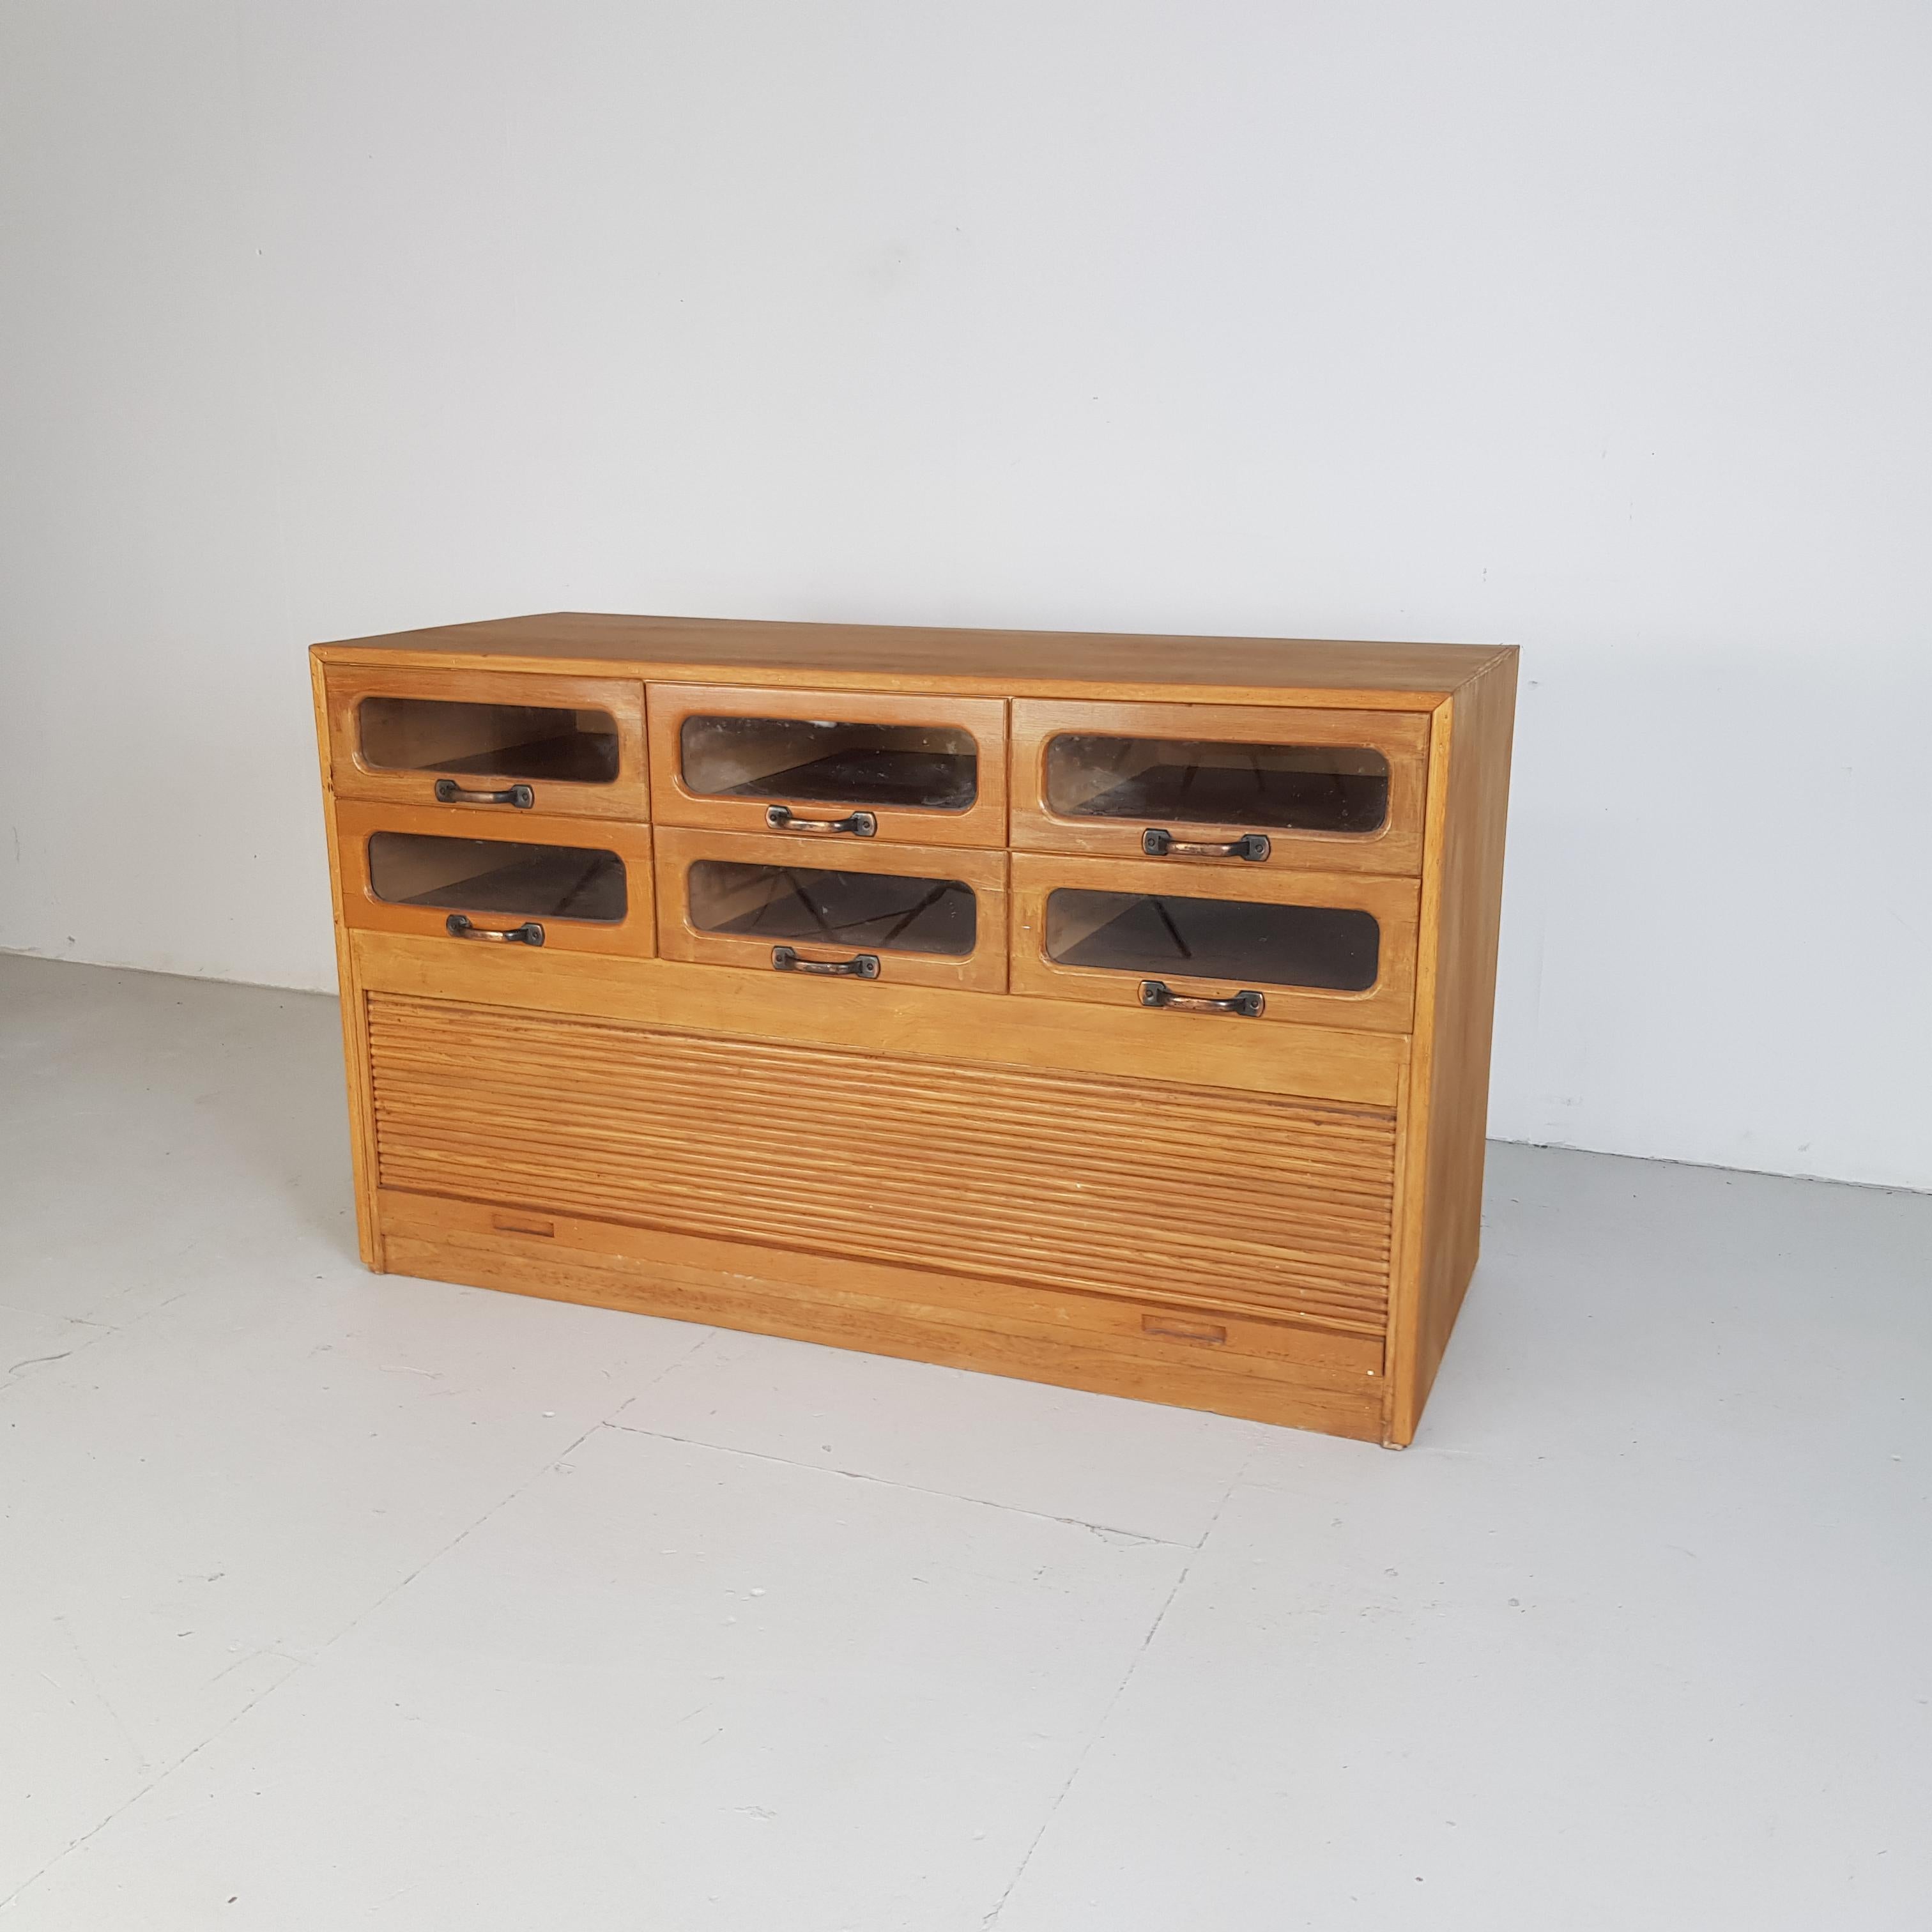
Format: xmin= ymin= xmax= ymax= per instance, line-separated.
xmin=1142 ymin=828 xmax=1270 ymax=861
xmin=772 ymin=944 xmax=880 ymax=978
xmin=445 ymin=914 xmax=545 ymax=946
xmin=434 ymin=779 xmax=534 ymax=808
xmin=765 ymin=804 xmax=877 ymax=837
xmin=1140 ymin=979 xmax=1263 ymax=1018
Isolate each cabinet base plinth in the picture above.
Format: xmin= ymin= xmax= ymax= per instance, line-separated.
xmin=375 ymin=1197 xmax=1391 ymax=1445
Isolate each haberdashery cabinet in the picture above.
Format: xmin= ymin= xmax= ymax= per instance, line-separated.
xmin=312 ymin=613 xmax=1515 ymax=1445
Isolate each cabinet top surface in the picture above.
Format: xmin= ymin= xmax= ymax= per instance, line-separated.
xmin=311 ymin=611 xmax=1514 ymax=705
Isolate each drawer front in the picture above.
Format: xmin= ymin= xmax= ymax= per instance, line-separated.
xmin=655 ymin=826 xmax=1008 ymax=992
xmin=335 ymin=801 xmax=655 ymax=960
xmin=381 ymin=1189 xmax=1389 ymax=1376
xmin=364 ymin=992 xmax=1399 ymax=1335
xmin=325 ymin=668 xmax=648 ymax=821
xmin=1009 ymin=852 xmax=1418 ymax=1033
xmin=1011 ymin=700 xmax=1428 ymax=874
xmin=649 ymin=683 xmax=1007 ymax=848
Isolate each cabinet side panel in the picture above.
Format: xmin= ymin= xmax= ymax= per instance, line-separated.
xmin=1389 ymin=652 xmax=1517 ymax=1443
xmin=310 ymin=653 xmax=384 ymax=1269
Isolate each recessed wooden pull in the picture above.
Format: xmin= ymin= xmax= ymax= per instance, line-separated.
xmin=1142 ymin=1314 xmax=1227 ymax=1345
xmin=491 ymin=1211 xmax=555 ymax=1238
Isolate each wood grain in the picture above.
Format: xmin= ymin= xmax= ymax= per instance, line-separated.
xmin=1386 ymin=648 xmax=1519 ymax=1444
xmin=312 ymin=612 xmax=1510 ymax=710
xmin=310 ymin=657 xmax=384 ymax=1269
xmin=365 ymin=992 xmax=1400 ymax=1333
xmin=350 ymin=928 xmax=1409 ymax=1107
xmin=377 ymin=1217 xmax=1388 ymax=1441
xmin=381 ymin=1189 xmax=1387 ymax=1376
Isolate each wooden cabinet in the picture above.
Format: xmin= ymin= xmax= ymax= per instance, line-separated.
xmin=312 ymin=614 xmax=1517 ymax=1447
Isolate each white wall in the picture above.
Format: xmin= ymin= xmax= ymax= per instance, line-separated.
xmin=2 ymin=2 xmax=1928 ymax=1190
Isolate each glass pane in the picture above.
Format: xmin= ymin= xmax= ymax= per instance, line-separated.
xmin=1045 ymin=888 xmax=1378 ymax=991
xmin=687 ymin=860 xmax=976 ymax=956
xmin=1045 ymin=734 xmax=1388 ymax=833
xmin=359 ymin=697 xmax=620 ymax=785
xmin=680 ymin=716 xmax=977 ymax=811
xmin=367 ymin=832 xmax=627 ymax=923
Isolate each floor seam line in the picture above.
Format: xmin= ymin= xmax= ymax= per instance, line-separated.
xmin=595 ymin=1326 xmax=720 ymax=1425
xmin=601 ymin=1418 xmax=1191 ymax=1547
xmin=1201 ymin=1433 xmax=1266 ymax=1549
xmin=983 ymin=1455 xmax=1242 ymax=1923
xmin=305 ymin=1418 xmax=611 ymax=1665
xmin=0 ymin=1655 xmax=315 ymax=1913
xmin=0 ymin=1417 xmax=611 ymax=1915
xmin=981 ymin=1551 xmax=1200 ymax=1926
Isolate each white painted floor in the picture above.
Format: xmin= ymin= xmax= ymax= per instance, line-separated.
xmin=1 ymin=953 xmax=1926 ymax=1929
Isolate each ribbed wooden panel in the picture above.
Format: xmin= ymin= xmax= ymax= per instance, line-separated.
xmin=366 ymin=992 xmax=1397 ymax=1333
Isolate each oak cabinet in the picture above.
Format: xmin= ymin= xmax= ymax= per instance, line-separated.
xmin=312 ymin=613 xmax=1516 ymax=1446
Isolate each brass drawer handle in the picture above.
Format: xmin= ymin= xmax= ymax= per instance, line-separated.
xmin=772 ymin=944 xmax=880 ymax=978
xmin=445 ymin=914 xmax=545 ymax=946
xmin=1140 ymin=979 xmax=1263 ymax=1018
xmin=1142 ymin=828 xmax=1270 ymax=861
xmin=434 ymin=780 xmax=535 ymax=808
xmin=765 ymin=804 xmax=877 ymax=837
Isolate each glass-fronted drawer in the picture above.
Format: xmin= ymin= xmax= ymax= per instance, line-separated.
xmin=648 ymin=684 xmax=1007 ymax=847
xmin=1011 ymin=701 xmax=1428 ymax=873
xmin=1009 ymin=853 xmax=1416 ymax=1031
xmin=323 ymin=668 xmax=648 ymax=820
xmin=656 ymin=826 xmax=1007 ymax=992
xmin=334 ymin=802 xmax=654 ymax=958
